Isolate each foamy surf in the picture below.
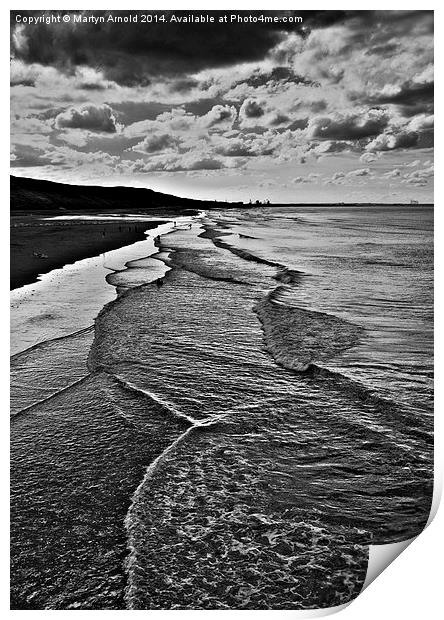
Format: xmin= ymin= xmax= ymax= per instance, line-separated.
xmin=10 ymin=206 xmax=433 ymax=610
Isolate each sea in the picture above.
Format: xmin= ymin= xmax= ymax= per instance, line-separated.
xmin=10 ymin=205 xmax=433 ymax=610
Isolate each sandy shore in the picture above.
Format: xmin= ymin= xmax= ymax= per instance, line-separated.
xmin=11 ymin=215 xmax=166 ymax=290
xmin=10 ymin=216 xmax=189 ymax=355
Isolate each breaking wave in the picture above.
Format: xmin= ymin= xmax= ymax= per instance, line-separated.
xmin=254 ymin=289 xmax=363 ymax=371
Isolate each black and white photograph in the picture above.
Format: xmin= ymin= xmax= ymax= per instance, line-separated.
xmin=10 ymin=8 xmax=434 ymax=611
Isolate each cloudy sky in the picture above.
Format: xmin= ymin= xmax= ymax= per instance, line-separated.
xmin=10 ymin=10 xmax=433 ymax=202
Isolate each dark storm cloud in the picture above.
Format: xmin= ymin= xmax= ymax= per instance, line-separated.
xmin=240 ymin=100 xmax=265 ymax=119
xmin=268 ymin=113 xmax=290 ymax=127
xmin=77 ymin=78 xmax=112 ymax=91
xmin=243 ymin=66 xmax=319 ymax=88
xmin=308 ymin=110 xmax=389 ymax=141
xmin=10 ymin=10 xmax=366 ymax=85
xmin=11 ymin=76 xmax=35 ymax=87
xmin=168 ymin=78 xmax=200 ymax=93
xmin=79 ymin=82 xmax=107 ymax=91
xmin=367 ymin=79 xmax=434 ymax=115
xmin=287 ymin=118 xmax=309 ymax=131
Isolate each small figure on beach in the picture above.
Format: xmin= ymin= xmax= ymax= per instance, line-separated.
xmin=156 ymin=278 xmax=164 ymax=288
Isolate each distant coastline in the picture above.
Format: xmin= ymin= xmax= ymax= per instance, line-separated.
xmin=10 ymin=175 xmax=236 ymax=213
xmin=10 ymin=176 xmax=433 ymax=212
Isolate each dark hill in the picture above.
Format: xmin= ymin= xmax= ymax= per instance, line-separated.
xmin=10 ymin=175 xmax=243 ymax=212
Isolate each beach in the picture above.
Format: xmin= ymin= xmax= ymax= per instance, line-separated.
xmin=10 ymin=205 xmax=433 ymax=610
xmin=11 ymin=215 xmax=169 ymax=290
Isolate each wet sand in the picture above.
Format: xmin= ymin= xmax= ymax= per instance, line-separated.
xmin=10 ymin=217 xmax=182 ymax=355
xmin=11 ymin=215 xmax=164 ymax=290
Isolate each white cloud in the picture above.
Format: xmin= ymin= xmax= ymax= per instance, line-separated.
xmin=201 ymin=105 xmax=237 ymax=129
xmin=55 ymin=104 xmax=119 ymax=133
xmin=121 ymin=152 xmax=228 ymax=173
xmin=292 ymin=172 xmax=319 ymax=184
xmin=406 ymin=114 xmax=434 ymax=132
xmin=132 ymin=133 xmax=180 ymax=154
xmin=346 ymin=168 xmax=371 ymax=177
xmin=382 ymin=168 xmax=402 ymax=178
xmin=399 ymin=164 xmax=433 ymax=186
xmin=366 ymin=130 xmax=418 ymax=152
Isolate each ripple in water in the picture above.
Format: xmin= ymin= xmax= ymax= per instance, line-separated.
xmin=10 ymin=208 xmax=433 ymax=609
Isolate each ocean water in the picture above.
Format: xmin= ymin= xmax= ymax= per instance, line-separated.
xmin=10 ymin=206 xmax=433 ymax=610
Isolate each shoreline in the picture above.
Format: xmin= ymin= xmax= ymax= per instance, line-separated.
xmin=11 ymin=216 xmax=166 ymax=290
xmin=10 ymin=216 xmax=196 ymax=355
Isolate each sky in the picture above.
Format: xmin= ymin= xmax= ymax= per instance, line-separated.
xmin=10 ymin=10 xmax=434 ymax=203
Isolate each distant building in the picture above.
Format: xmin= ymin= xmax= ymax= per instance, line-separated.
xmin=410 ymin=199 xmax=419 ymax=204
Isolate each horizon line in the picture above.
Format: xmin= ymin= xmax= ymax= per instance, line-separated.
xmin=10 ymin=174 xmax=434 ymax=206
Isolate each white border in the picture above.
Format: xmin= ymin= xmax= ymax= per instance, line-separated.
xmin=4 ymin=3 xmax=441 ymax=618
